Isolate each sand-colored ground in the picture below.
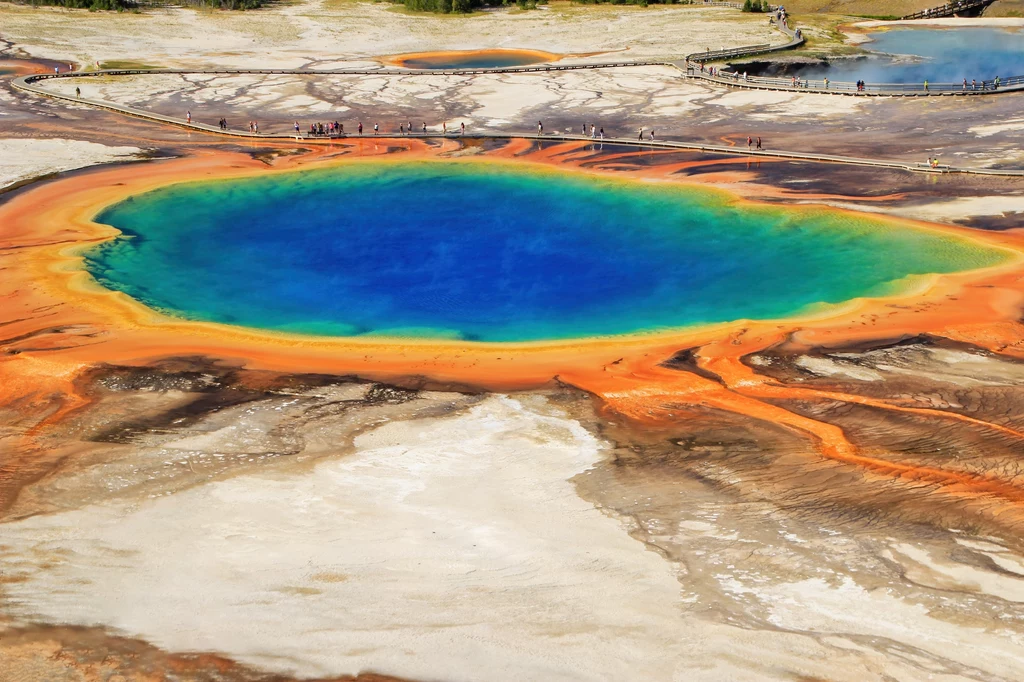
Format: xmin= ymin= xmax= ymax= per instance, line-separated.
xmin=4 ymin=390 xmax=1024 ymax=682
xmin=42 ymin=67 xmax=869 ymax=135
xmin=0 ymin=138 xmax=144 ymax=190
xmin=0 ymin=1 xmax=777 ymax=70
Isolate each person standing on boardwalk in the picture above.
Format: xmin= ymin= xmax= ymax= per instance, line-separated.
xmin=538 ymin=121 xmax=543 ymax=135
xmin=422 ymin=122 xmax=427 ymax=133
xmin=399 ymin=123 xmax=404 ymax=135
xmin=638 ymin=127 xmax=644 ymax=141
xmin=75 ymin=86 xmax=80 ymax=98
xmin=923 ymin=80 xmax=929 ymax=92
xmin=443 ymin=121 xmax=447 ymax=135
xmin=599 ymin=127 xmax=604 ymax=139
xmin=747 ymin=136 xmax=753 ymax=150
xmin=294 ymin=121 xmax=300 ymax=134
xmin=649 ymin=130 xmax=655 ymax=141
xmin=756 ymin=136 xmax=762 ymax=150
xmin=460 ymin=122 xmax=465 ymax=136
xmin=186 ymin=110 xmax=191 ymax=124
xmin=374 ymin=123 xmax=379 ymax=134
xmin=358 ymin=122 xmax=363 ymax=134
xmin=963 ymin=78 xmax=968 ymax=91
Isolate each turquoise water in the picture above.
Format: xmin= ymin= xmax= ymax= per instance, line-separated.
xmin=86 ymin=161 xmax=1008 ymax=342
xmin=400 ymin=50 xmax=550 ymax=69
xmin=801 ymin=27 xmax=1024 ymax=83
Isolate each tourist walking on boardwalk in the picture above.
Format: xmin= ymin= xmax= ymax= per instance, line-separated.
xmin=75 ymin=86 xmax=80 ymax=98
xmin=972 ymin=79 xmax=977 ymax=90
xmin=590 ymin=124 xmax=596 ymax=138
xmin=747 ymin=136 xmax=753 ymax=150
xmin=358 ymin=122 xmax=363 ymax=134
xmin=599 ymin=127 xmax=604 ymax=139
xmin=460 ymin=122 xmax=465 ymax=136
xmin=538 ymin=121 xmax=543 ymax=134
xmin=638 ymin=127 xmax=644 ymax=141
xmin=582 ymin=123 xmax=587 ymax=135
xmin=443 ymin=122 xmax=447 ymax=135
xmin=294 ymin=121 xmax=300 ymax=134
xmin=374 ymin=123 xmax=379 ymax=134
xmin=408 ymin=121 xmax=413 ymax=134
xmin=756 ymin=136 xmax=762 ymax=150
xmin=924 ymin=80 xmax=929 ymax=92
xmin=995 ymin=76 xmax=1001 ymax=89
xmin=399 ymin=123 xmax=404 ymax=135
xmin=186 ymin=110 xmax=191 ymax=124
xmin=422 ymin=122 xmax=427 ymax=133
xmin=963 ymin=78 xmax=968 ymax=91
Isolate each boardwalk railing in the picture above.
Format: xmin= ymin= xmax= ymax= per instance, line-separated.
xmin=902 ymin=0 xmax=994 ymax=19
xmin=690 ymin=43 xmax=772 ymax=62
xmin=686 ymin=68 xmax=1024 ymax=94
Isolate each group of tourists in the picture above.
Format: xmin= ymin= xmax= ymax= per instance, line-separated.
xmin=289 ymin=121 xmax=470 ymax=137
xmin=302 ymin=121 xmax=344 ymax=136
xmin=180 ymin=112 xmax=775 ymax=152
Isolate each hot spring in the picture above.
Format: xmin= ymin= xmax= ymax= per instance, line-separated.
xmin=390 ymin=49 xmax=556 ymax=69
xmin=779 ymin=27 xmax=1024 ymax=84
xmin=85 ymin=160 xmax=1010 ymax=342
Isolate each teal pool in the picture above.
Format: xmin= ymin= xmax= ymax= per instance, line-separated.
xmin=800 ymin=27 xmax=1024 ymax=83
xmin=86 ymin=161 xmax=1010 ymax=342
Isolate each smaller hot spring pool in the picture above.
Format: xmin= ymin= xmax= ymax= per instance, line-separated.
xmin=391 ymin=49 xmax=557 ymax=69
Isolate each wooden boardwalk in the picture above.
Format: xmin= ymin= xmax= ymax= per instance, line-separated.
xmin=679 ymin=67 xmax=1024 ymax=96
xmin=9 ymin=72 xmax=1023 ymax=176
xmin=902 ymin=0 xmax=995 ymax=19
